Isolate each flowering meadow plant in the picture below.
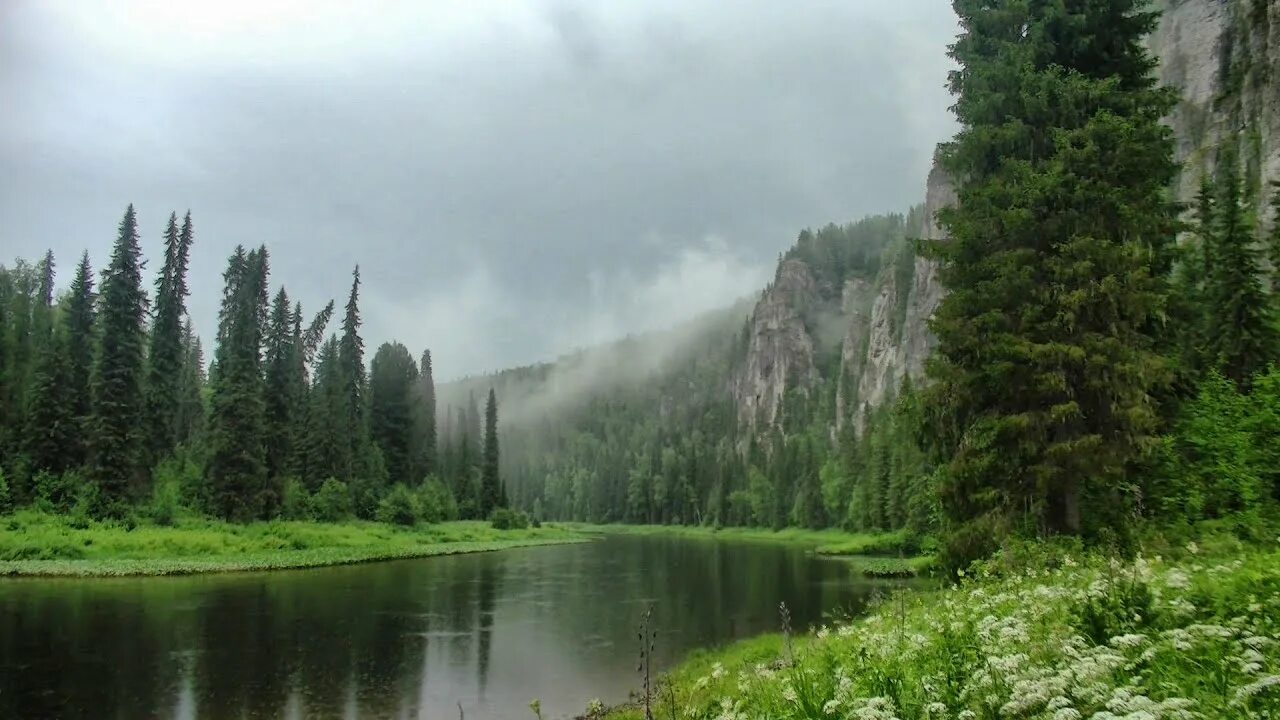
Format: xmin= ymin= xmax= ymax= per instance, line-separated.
xmin=602 ymin=540 xmax=1280 ymax=720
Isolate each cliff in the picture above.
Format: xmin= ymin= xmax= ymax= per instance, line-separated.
xmin=733 ymin=0 xmax=1280 ymax=440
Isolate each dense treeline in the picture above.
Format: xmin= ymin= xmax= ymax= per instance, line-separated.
xmin=0 ymin=208 xmax=509 ymax=526
xmin=447 ymin=0 xmax=1280 ymax=564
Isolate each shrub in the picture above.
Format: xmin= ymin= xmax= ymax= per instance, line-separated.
xmin=34 ymin=469 xmax=83 ymax=513
xmin=309 ymin=478 xmax=353 ymax=522
xmin=490 ymin=507 xmax=529 ymax=530
xmin=148 ymin=471 xmax=182 ymax=527
xmin=376 ymin=484 xmax=420 ymax=526
xmin=68 ymin=482 xmax=99 ymax=528
xmin=418 ymin=477 xmax=458 ymax=523
xmin=1074 ymin=577 xmax=1158 ymax=646
xmin=349 ymin=477 xmax=381 ymax=521
xmin=0 ymin=468 xmax=9 ymax=513
xmin=281 ymin=477 xmax=311 ymax=520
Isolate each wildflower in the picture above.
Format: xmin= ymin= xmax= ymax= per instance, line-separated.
xmin=1236 ymin=675 xmax=1280 ymax=700
xmin=824 ymin=699 xmax=841 ymax=715
xmin=711 ymin=662 xmax=725 ymax=679
xmin=1052 ymin=710 xmax=1081 ymax=720
xmin=1164 ymin=569 xmax=1190 ymax=589
xmin=586 ymin=698 xmax=605 ymax=715
xmin=528 ymin=698 xmax=542 ymax=719
xmin=924 ymin=701 xmax=947 ymax=717
xmin=1108 ymin=633 xmax=1147 ymax=649
xmin=781 ymin=685 xmax=799 ymax=704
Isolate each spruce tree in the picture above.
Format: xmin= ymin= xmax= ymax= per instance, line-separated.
xmin=174 ymin=319 xmax=206 ymax=446
xmin=145 ymin=211 xmax=194 ymax=461
xmin=1206 ymin=147 xmax=1277 ymax=388
xmin=63 ymin=252 xmax=97 ymax=467
xmin=480 ymin=387 xmax=502 ymax=516
xmin=411 ymin=349 xmax=438 ymax=481
xmin=338 ymin=267 xmax=367 ymax=474
xmin=206 ymin=247 xmax=270 ymax=520
xmin=922 ymin=1 xmax=1178 ymax=546
xmin=263 ymin=287 xmax=298 ymax=481
xmin=369 ymin=342 xmax=418 ymax=484
xmin=89 ymin=207 xmax=151 ymax=513
xmin=1268 ymin=181 xmax=1280 ymax=292
xmin=24 ymin=255 xmax=73 ymax=477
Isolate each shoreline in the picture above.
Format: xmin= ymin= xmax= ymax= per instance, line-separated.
xmin=0 ymin=514 xmax=589 ymax=578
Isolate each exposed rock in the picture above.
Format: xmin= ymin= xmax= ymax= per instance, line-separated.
xmin=733 ymin=259 xmax=818 ymax=431
xmin=834 ymin=277 xmax=873 ymax=433
xmin=852 ymin=270 xmax=904 ymax=434
xmin=899 ymin=160 xmax=956 ymax=381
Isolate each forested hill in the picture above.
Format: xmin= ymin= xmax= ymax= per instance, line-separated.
xmin=438 ymin=212 xmax=925 ymax=527
xmin=442 ymin=0 xmax=1280 ymax=532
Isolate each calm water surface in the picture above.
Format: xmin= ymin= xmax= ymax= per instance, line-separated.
xmin=0 ymin=534 xmax=911 ymax=719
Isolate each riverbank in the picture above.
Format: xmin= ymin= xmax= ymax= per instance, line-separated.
xmin=556 ymin=523 xmax=936 ymax=577
xmin=0 ymin=511 xmax=587 ymax=577
xmin=598 ymin=526 xmax=1280 ymax=719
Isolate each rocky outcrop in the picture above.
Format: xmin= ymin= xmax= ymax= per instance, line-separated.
xmin=733 ymin=259 xmax=819 ymax=431
xmin=737 ymin=0 xmax=1279 ymax=442
xmin=1152 ymin=0 xmax=1280 ymax=225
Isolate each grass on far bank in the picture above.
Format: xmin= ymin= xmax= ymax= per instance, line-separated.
xmin=557 ymin=523 xmax=937 ymax=577
xmin=598 ymin=522 xmax=1280 ymax=720
xmin=0 ymin=510 xmax=587 ymax=577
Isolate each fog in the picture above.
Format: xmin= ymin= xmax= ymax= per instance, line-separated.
xmin=1 ymin=1 xmax=958 ymax=380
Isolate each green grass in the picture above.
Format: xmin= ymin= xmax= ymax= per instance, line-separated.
xmin=559 ymin=523 xmax=937 ymax=576
xmin=599 ymin=528 xmax=1280 ymax=719
xmin=0 ymin=510 xmax=588 ymax=576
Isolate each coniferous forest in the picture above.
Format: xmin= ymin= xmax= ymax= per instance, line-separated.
xmin=0 ymin=0 xmax=1278 ymax=570
xmin=0 ymin=206 xmax=507 ymax=527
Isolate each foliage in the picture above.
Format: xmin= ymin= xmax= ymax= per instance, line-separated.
xmin=490 ymin=507 xmax=529 ymax=530
xmin=603 ymin=536 xmax=1280 ymax=720
xmin=418 ymin=477 xmax=458 ymax=524
xmin=376 ymin=483 xmax=420 ymax=526
xmin=309 ymin=478 xmax=353 ymax=522
xmin=281 ymin=477 xmax=311 ymax=521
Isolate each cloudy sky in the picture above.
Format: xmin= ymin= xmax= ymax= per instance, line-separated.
xmin=1 ymin=1 xmax=958 ymax=381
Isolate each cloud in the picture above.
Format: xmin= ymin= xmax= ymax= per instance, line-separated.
xmin=1 ymin=0 xmax=958 ymax=380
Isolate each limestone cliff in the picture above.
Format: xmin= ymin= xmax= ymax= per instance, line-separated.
xmin=734 ymin=0 xmax=1279 ymax=440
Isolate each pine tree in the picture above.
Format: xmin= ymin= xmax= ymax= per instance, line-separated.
xmin=206 ymin=246 xmax=270 ymax=520
xmin=145 ymin=211 xmax=195 ymax=461
xmin=922 ymin=1 xmax=1178 ymax=546
xmin=1206 ymin=147 xmax=1277 ymax=388
xmin=174 ymin=319 xmax=206 ymax=446
xmin=1267 ymin=181 xmax=1280 ymax=293
xmin=63 ymin=252 xmax=97 ymax=467
xmin=480 ymin=388 xmax=502 ymax=517
xmin=24 ymin=254 xmax=73 ymax=476
xmin=88 ymin=206 xmax=151 ymax=513
xmin=369 ymin=341 xmax=418 ymax=484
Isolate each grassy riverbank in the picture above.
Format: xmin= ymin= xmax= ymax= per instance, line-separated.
xmin=0 ymin=511 xmax=587 ymax=577
xmin=599 ymin=526 xmax=1280 ymax=719
xmin=557 ymin=523 xmax=937 ymax=577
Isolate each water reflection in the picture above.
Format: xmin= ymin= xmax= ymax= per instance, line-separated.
xmin=0 ymin=535 xmax=914 ymax=719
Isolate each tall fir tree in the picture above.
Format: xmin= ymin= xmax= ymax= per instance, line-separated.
xmin=263 ymin=287 xmax=298 ymax=481
xmin=24 ymin=254 xmax=72 ymax=477
xmin=1206 ymin=146 xmax=1277 ymax=388
xmin=921 ymin=0 xmax=1178 ymax=550
xmin=89 ymin=206 xmax=151 ymax=513
xmin=339 ymin=266 xmax=367 ymax=475
xmin=369 ymin=342 xmax=418 ymax=485
xmin=145 ymin=211 xmax=195 ymax=461
xmin=480 ymin=387 xmax=502 ymax=517
xmin=64 ymin=251 xmax=97 ymax=467
xmin=206 ymin=246 xmax=270 ymax=520
xmin=174 ymin=319 xmax=206 ymax=446
xmin=411 ymin=348 xmax=438 ymax=481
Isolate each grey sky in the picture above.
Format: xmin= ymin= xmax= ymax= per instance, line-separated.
xmin=1 ymin=1 xmax=958 ymax=381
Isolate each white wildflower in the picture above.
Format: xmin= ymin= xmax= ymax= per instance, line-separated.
xmin=711 ymin=662 xmax=725 ymax=679
xmin=1236 ymin=675 xmax=1280 ymax=700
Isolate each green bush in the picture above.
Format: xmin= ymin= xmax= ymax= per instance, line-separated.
xmin=376 ymin=484 xmax=420 ymax=526
xmin=309 ymin=478 xmax=353 ymax=522
xmin=0 ymin=468 xmax=9 ymax=513
xmin=418 ymin=477 xmax=457 ymax=523
xmin=148 ymin=472 xmax=182 ymax=527
xmin=281 ymin=477 xmax=311 ymax=520
xmin=490 ymin=507 xmax=529 ymax=530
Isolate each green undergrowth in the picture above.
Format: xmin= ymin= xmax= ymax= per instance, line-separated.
xmin=0 ymin=510 xmax=586 ymax=576
xmin=600 ymin=526 xmax=1280 ymax=719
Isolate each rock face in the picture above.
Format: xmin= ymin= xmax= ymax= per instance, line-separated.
xmin=733 ymin=258 xmax=819 ymax=431
xmin=735 ymin=0 xmax=1280 ymax=440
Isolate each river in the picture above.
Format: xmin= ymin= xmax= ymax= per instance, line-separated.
xmin=0 ymin=533 xmax=911 ymax=719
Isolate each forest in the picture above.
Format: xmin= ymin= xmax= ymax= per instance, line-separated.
xmin=0 ymin=208 xmax=511 ymax=529
xmin=2 ymin=0 xmax=1279 ymax=575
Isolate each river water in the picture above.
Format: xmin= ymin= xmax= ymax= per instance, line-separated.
xmin=0 ymin=533 xmax=908 ymax=719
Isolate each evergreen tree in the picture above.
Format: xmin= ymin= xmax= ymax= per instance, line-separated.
xmin=338 ymin=267 xmax=367 ymax=473
xmin=922 ymin=0 xmax=1178 ymax=548
xmin=145 ymin=211 xmax=194 ymax=461
xmin=263 ymin=287 xmax=298 ymax=481
xmin=480 ymin=388 xmax=502 ymax=517
xmin=299 ymin=336 xmax=346 ymax=488
xmin=89 ymin=206 xmax=151 ymax=514
xmin=1206 ymin=147 xmax=1277 ymax=388
xmin=411 ymin=348 xmax=438 ymax=481
xmin=174 ymin=319 xmax=206 ymax=446
xmin=369 ymin=341 xmax=418 ymax=484
xmin=206 ymin=247 xmax=270 ymax=520
xmin=63 ymin=252 xmax=97 ymax=467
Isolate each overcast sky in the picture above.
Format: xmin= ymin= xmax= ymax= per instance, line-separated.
xmin=1 ymin=1 xmax=958 ymax=381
